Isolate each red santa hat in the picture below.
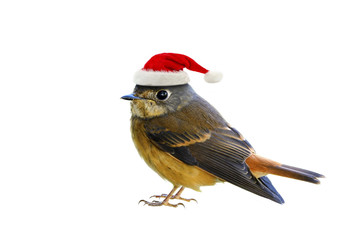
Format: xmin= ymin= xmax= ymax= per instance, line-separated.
xmin=134 ymin=53 xmax=223 ymax=86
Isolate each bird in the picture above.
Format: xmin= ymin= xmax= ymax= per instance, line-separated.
xmin=121 ymin=53 xmax=324 ymax=207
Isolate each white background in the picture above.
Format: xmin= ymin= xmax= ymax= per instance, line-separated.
xmin=0 ymin=0 xmax=339 ymax=239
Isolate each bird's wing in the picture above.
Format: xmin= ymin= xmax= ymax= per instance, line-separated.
xmin=145 ymin=109 xmax=284 ymax=203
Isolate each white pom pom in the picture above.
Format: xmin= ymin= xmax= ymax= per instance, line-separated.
xmin=204 ymin=71 xmax=223 ymax=83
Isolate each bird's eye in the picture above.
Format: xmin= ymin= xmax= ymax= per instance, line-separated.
xmin=156 ymin=90 xmax=169 ymax=100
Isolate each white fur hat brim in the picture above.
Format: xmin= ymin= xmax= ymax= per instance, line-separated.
xmin=134 ymin=70 xmax=190 ymax=86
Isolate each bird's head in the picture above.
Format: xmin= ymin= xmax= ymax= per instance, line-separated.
xmin=121 ymin=84 xmax=195 ymax=119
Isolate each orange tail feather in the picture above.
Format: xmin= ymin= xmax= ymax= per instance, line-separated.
xmin=246 ymin=155 xmax=324 ymax=184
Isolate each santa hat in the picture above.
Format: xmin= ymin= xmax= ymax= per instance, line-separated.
xmin=134 ymin=53 xmax=223 ymax=86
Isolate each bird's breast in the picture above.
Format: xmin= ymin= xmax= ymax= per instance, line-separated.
xmin=130 ymin=117 xmax=218 ymax=190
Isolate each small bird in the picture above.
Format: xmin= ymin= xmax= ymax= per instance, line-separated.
xmin=121 ymin=53 xmax=324 ymax=207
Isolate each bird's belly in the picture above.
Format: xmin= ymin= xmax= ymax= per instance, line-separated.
xmin=131 ymin=120 xmax=218 ymax=191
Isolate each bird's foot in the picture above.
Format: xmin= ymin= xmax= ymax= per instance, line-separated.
xmin=138 ymin=199 xmax=185 ymax=208
xmin=150 ymin=194 xmax=197 ymax=203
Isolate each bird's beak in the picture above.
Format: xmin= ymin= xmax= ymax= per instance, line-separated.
xmin=121 ymin=94 xmax=143 ymax=101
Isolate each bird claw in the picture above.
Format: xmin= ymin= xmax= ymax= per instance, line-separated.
xmin=149 ymin=194 xmax=167 ymax=199
xmin=138 ymin=199 xmax=149 ymax=206
xmin=138 ymin=199 xmax=185 ymax=208
xmin=149 ymin=194 xmax=197 ymax=203
xmin=174 ymin=202 xmax=185 ymax=208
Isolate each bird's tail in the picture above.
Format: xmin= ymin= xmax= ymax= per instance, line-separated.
xmin=246 ymin=154 xmax=324 ymax=184
xmin=267 ymin=163 xmax=324 ymax=184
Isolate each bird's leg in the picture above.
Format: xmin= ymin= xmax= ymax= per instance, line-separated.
xmin=151 ymin=186 xmax=197 ymax=203
xmin=172 ymin=187 xmax=197 ymax=203
xmin=139 ymin=186 xmax=185 ymax=208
